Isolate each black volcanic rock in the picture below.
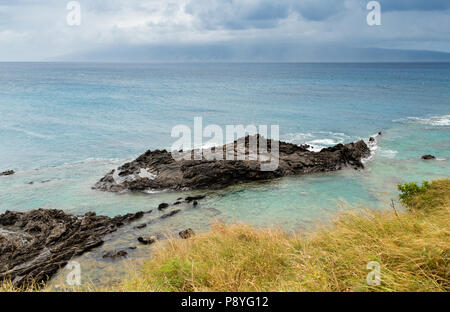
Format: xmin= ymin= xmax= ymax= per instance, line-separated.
xmin=421 ymin=154 xmax=436 ymax=160
xmin=158 ymin=203 xmax=169 ymax=210
xmin=137 ymin=235 xmax=157 ymax=245
xmin=179 ymin=228 xmax=195 ymax=239
xmin=0 ymin=208 xmax=147 ymax=287
xmin=0 ymin=170 xmax=14 ymax=176
xmin=185 ymin=195 xmax=206 ymax=202
xmin=161 ymin=209 xmax=181 ymax=219
xmin=94 ymin=135 xmax=371 ymax=193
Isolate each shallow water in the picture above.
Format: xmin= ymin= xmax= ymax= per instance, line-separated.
xmin=0 ymin=63 xmax=449 ymax=288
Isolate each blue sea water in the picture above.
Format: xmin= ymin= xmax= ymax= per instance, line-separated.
xmin=0 ymin=62 xmax=449 ymax=286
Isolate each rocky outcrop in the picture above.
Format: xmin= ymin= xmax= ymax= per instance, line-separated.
xmin=421 ymin=154 xmax=436 ymax=160
xmin=0 ymin=170 xmax=14 ymax=176
xmin=0 ymin=208 xmax=148 ymax=287
xmin=94 ymin=135 xmax=371 ymax=193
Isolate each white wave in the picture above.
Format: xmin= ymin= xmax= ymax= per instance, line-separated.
xmin=284 ymin=131 xmax=350 ymax=152
xmin=283 ymin=132 xmax=315 ymax=141
xmin=308 ymin=139 xmax=341 ymax=145
xmin=2 ymin=126 xmax=52 ymax=139
xmin=361 ymin=132 xmax=381 ymax=164
xmin=393 ymin=114 xmax=450 ymax=126
xmin=379 ymin=149 xmax=398 ymax=159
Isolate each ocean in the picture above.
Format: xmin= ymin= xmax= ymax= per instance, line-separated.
xmin=0 ymin=62 xmax=449 ymax=286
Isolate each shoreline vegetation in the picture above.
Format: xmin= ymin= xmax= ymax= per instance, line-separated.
xmin=2 ymin=179 xmax=448 ymax=292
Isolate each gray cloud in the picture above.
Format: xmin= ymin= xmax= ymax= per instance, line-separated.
xmin=381 ymin=0 xmax=450 ymax=12
xmin=0 ymin=0 xmax=449 ymax=61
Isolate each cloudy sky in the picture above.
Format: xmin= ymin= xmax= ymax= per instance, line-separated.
xmin=0 ymin=0 xmax=449 ymax=61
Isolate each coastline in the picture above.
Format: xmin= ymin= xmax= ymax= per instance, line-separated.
xmin=2 ymin=179 xmax=449 ymax=292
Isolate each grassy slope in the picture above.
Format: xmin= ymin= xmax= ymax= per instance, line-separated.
xmin=112 ymin=179 xmax=449 ymax=292
xmin=2 ymin=180 xmax=449 ymax=292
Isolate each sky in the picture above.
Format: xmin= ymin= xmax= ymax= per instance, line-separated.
xmin=0 ymin=0 xmax=449 ymax=61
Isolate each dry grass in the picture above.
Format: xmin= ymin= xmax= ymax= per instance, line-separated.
xmin=112 ymin=179 xmax=450 ymax=292
xmin=3 ymin=179 xmax=449 ymax=292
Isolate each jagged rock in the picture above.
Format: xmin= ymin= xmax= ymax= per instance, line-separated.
xmin=0 ymin=208 xmax=147 ymax=287
xmin=158 ymin=203 xmax=169 ymax=210
xmin=102 ymin=250 xmax=128 ymax=259
xmin=421 ymin=155 xmax=436 ymax=160
xmin=94 ymin=135 xmax=371 ymax=193
xmin=0 ymin=170 xmax=14 ymax=176
xmin=179 ymin=229 xmax=195 ymax=239
xmin=137 ymin=235 xmax=157 ymax=245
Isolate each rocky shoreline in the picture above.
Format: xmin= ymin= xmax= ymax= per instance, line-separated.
xmin=0 ymin=136 xmax=372 ymax=288
xmin=0 ymin=209 xmax=149 ymax=287
xmin=94 ymin=135 xmax=371 ymax=193
xmin=0 ymin=194 xmax=206 ymax=288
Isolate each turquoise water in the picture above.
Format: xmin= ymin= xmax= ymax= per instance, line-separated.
xmin=0 ymin=63 xmax=449 ymax=287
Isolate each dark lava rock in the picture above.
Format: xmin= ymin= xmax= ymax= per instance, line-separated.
xmin=173 ymin=201 xmax=182 ymax=205
xmin=94 ymin=135 xmax=371 ymax=192
xmin=134 ymin=223 xmax=147 ymax=229
xmin=0 ymin=208 xmax=147 ymax=287
xmin=421 ymin=155 xmax=436 ymax=160
xmin=137 ymin=235 xmax=157 ymax=245
xmin=102 ymin=250 xmax=128 ymax=259
xmin=185 ymin=195 xmax=206 ymax=202
xmin=179 ymin=229 xmax=195 ymax=239
xmin=192 ymin=201 xmax=198 ymax=207
xmin=0 ymin=170 xmax=14 ymax=176
xmin=158 ymin=203 xmax=169 ymax=210
xmin=369 ymin=137 xmax=375 ymax=142
xmin=161 ymin=209 xmax=181 ymax=219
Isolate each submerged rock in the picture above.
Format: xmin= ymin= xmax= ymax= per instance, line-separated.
xmin=94 ymin=135 xmax=371 ymax=193
xmin=134 ymin=223 xmax=147 ymax=229
xmin=158 ymin=203 xmax=169 ymax=210
xmin=0 ymin=208 xmax=147 ymax=287
xmin=102 ymin=250 xmax=128 ymax=259
xmin=137 ymin=235 xmax=157 ymax=245
xmin=185 ymin=195 xmax=206 ymax=202
xmin=161 ymin=209 xmax=181 ymax=219
xmin=0 ymin=170 xmax=14 ymax=176
xmin=421 ymin=154 xmax=436 ymax=160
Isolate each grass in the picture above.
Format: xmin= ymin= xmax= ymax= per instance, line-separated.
xmin=2 ymin=179 xmax=449 ymax=292
xmin=111 ymin=179 xmax=450 ymax=292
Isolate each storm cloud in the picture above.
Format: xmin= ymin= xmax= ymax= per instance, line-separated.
xmin=0 ymin=0 xmax=449 ymax=61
